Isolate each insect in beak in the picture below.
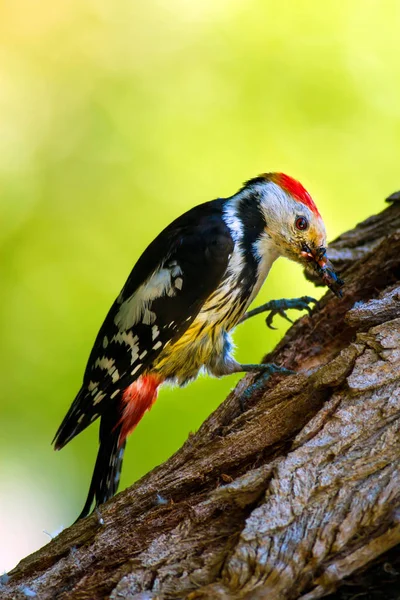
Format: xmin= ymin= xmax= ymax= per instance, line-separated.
xmin=301 ymin=244 xmax=344 ymax=297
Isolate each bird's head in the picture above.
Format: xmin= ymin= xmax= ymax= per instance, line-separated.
xmin=235 ymin=172 xmax=343 ymax=296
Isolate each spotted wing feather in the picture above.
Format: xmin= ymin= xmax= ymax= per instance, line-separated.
xmin=54 ymin=199 xmax=233 ymax=449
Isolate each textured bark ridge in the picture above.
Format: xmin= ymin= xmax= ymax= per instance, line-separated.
xmin=3 ymin=196 xmax=400 ymax=600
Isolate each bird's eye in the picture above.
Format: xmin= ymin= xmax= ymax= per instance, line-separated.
xmin=295 ymin=216 xmax=309 ymax=231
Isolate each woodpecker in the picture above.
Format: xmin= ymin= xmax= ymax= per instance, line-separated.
xmin=53 ymin=172 xmax=343 ymax=520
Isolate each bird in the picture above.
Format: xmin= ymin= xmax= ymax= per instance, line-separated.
xmin=53 ymin=172 xmax=343 ymax=521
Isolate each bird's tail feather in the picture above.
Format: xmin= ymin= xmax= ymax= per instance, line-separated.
xmin=53 ymin=386 xmax=102 ymax=451
xmin=76 ymin=405 xmax=125 ymax=521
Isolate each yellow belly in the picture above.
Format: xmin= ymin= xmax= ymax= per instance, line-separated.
xmin=153 ymin=286 xmax=245 ymax=384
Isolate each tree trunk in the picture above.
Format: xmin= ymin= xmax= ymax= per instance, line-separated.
xmin=3 ymin=193 xmax=400 ymax=600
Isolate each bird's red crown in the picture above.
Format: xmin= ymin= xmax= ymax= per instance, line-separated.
xmin=270 ymin=172 xmax=320 ymax=217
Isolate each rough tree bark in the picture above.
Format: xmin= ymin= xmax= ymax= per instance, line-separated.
xmin=2 ymin=193 xmax=400 ymax=600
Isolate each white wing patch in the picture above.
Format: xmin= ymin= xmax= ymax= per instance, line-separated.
xmin=88 ymin=380 xmax=98 ymax=392
xmin=95 ymin=356 xmax=115 ymax=371
xmin=114 ymin=262 xmax=183 ymax=330
xmin=131 ymin=363 xmax=142 ymax=376
xmin=94 ymin=356 xmax=120 ymax=383
xmin=93 ymin=392 xmax=106 ymax=406
xmin=111 ymin=330 xmax=140 ymax=363
xmin=142 ymin=308 xmax=157 ymax=325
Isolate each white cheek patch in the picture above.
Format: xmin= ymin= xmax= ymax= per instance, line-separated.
xmin=315 ymin=215 xmax=327 ymax=244
xmin=255 ymin=182 xmax=327 ymax=254
xmin=115 ymin=263 xmax=183 ymax=330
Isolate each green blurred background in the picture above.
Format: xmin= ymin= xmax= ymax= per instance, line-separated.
xmin=1 ymin=0 xmax=399 ymax=572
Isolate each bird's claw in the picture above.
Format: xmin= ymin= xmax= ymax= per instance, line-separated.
xmin=265 ymin=296 xmax=319 ymax=329
xmin=238 ymin=362 xmax=295 ymax=412
xmin=256 ymin=363 xmax=295 ymax=376
xmin=266 ymin=309 xmax=293 ymax=330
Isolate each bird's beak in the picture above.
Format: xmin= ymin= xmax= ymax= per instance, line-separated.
xmin=301 ymin=245 xmax=344 ymax=297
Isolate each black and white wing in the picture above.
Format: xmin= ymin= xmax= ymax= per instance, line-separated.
xmin=54 ymin=199 xmax=234 ymax=449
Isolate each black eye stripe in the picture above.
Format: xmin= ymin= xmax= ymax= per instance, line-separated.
xmin=295 ymin=216 xmax=309 ymax=231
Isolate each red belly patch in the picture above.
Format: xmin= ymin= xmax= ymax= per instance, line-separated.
xmin=119 ymin=374 xmax=162 ymax=445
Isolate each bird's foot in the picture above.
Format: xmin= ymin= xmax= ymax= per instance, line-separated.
xmin=238 ymin=363 xmax=294 ymax=412
xmin=240 ymin=296 xmax=318 ymax=329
